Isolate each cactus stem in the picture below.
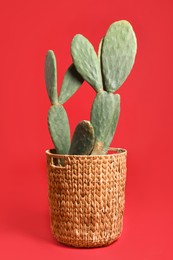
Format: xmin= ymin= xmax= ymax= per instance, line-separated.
xmin=97 ymin=89 xmax=104 ymax=94
xmin=91 ymin=141 xmax=104 ymax=155
xmin=51 ymin=101 xmax=59 ymax=106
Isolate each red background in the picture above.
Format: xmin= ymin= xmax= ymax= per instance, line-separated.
xmin=0 ymin=0 xmax=173 ymax=259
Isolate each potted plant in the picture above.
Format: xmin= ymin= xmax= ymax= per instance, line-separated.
xmin=45 ymin=20 xmax=137 ymax=247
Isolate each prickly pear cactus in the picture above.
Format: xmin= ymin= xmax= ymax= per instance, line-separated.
xmin=48 ymin=105 xmax=70 ymax=154
xmin=45 ymin=50 xmax=58 ymax=105
xmin=103 ymin=94 xmax=120 ymax=152
xmin=91 ymin=92 xmax=120 ymax=154
xmin=71 ymin=34 xmax=103 ymax=92
xmin=59 ymin=64 xmax=83 ymax=104
xmin=70 ymin=20 xmax=137 ymax=155
xmin=45 ymin=20 xmax=137 ymax=155
xmin=44 ymin=50 xmax=84 ymax=154
xmin=69 ymin=120 xmax=95 ymax=155
xmin=101 ymin=20 xmax=137 ymax=92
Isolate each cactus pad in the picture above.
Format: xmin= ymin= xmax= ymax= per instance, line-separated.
xmin=91 ymin=91 xmax=118 ymax=154
xmin=45 ymin=50 xmax=58 ymax=104
xmin=59 ymin=64 xmax=84 ymax=104
xmin=103 ymin=94 xmax=120 ymax=152
xmin=102 ymin=20 xmax=137 ymax=92
xmin=69 ymin=120 xmax=95 ymax=155
xmin=71 ymin=34 xmax=103 ymax=92
xmin=48 ymin=105 xmax=70 ymax=154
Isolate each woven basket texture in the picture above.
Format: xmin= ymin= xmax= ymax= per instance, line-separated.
xmin=46 ymin=148 xmax=127 ymax=248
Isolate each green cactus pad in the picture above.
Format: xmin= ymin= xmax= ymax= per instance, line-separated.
xmin=102 ymin=20 xmax=137 ymax=92
xmin=48 ymin=105 xmax=70 ymax=154
xmin=45 ymin=50 xmax=58 ymax=104
xmin=69 ymin=120 xmax=95 ymax=155
xmin=59 ymin=64 xmax=84 ymax=104
xmin=71 ymin=34 xmax=103 ymax=92
xmin=91 ymin=91 xmax=118 ymax=155
xmin=103 ymin=94 xmax=120 ymax=152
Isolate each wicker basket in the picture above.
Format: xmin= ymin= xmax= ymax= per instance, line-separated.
xmin=46 ymin=147 xmax=127 ymax=248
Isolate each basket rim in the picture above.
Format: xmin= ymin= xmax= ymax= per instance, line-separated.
xmin=45 ymin=147 xmax=127 ymax=158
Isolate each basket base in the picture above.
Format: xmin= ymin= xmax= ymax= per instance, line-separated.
xmin=53 ymin=234 xmax=121 ymax=248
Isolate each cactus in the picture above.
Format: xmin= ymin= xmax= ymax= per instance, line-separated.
xmin=71 ymin=34 xmax=103 ymax=92
xmin=48 ymin=105 xmax=70 ymax=154
xmin=45 ymin=20 xmax=137 ymax=155
xmin=103 ymin=94 xmax=120 ymax=152
xmin=44 ymin=50 xmax=83 ymax=154
xmin=59 ymin=64 xmax=83 ymax=104
xmin=69 ymin=120 xmax=95 ymax=155
xmin=91 ymin=92 xmax=120 ymax=154
xmin=71 ymin=20 xmax=137 ymax=154
xmin=101 ymin=20 xmax=137 ymax=92
xmin=45 ymin=50 xmax=58 ymax=104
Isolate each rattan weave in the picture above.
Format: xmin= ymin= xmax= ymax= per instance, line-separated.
xmin=46 ymin=148 xmax=127 ymax=247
